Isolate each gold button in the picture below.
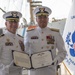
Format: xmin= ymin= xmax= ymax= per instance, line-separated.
xmin=41 ymin=47 xmax=43 ymax=49
xmin=42 ymin=39 xmax=44 ymax=41
xmin=42 ymin=32 xmax=43 ymax=34
xmin=46 ymin=46 xmax=49 ymax=49
xmin=16 ymin=46 xmax=18 ymax=48
xmin=51 ymin=46 xmax=54 ymax=49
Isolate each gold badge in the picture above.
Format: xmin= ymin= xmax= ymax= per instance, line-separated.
xmin=51 ymin=46 xmax=54 ymax=49
xmin=5 ymin=38 xmax=13 ymax=46
xmin=39 ymin=8 xmax=45 ymax=12
xmin=7 ymin=38 xmax=10 ymax=42
xmin=11 ymin=12 xmax=18 ymax=17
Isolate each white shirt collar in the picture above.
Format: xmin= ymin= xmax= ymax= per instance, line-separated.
xmin=5 ymin=30 xmax=16 ymax=38
xmin=37 ymin=26 xmax=49 ymax=32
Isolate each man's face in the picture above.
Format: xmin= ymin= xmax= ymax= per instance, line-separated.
xmin=5 ymin=20 xmax=19 ymax=34
xmin=36 ymin=15 xmax=49 ymax=28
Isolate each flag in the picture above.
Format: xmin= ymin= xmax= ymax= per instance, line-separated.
xmin=63 ymin=0 xmax=75 ymax=74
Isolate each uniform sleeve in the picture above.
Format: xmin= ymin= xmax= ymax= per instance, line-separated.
xmin=0 ymin=38 xmax=2 ymax=63
xmin=21 ymin=37 xmax=24 ymax=42
xmin=24 ymin=31 xmax=31 ymax=55
xmin=20 ymin=37 xmax=24 ymax=45
xmin=0 ymin=38 xmax=4 ymax=69
xmin=54 ymin=32 xmax=67 ymax=64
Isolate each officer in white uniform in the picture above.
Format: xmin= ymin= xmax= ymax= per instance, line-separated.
xmin=24 ymin=6 xmax=67 ymax=75
xmin=0 ymin=11 xmax=24 ymax=75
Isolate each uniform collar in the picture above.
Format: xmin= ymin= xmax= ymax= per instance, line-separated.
xmin=5 ymin=30 xmax=16 ymax=38
xmin=37 ymin=26 xmax=48 ymax=32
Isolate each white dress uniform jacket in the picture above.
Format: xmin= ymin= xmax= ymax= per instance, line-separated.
xmin=0 ymin=30 xmax=24 ymax=75
xmin=24 ymin=26 xmax=67 ymax=75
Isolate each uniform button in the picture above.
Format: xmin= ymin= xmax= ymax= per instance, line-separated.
xmin=46 ymin=46 xmax=49 ymax=49
xmin=51 ymin=46 xmax=54 ymax=49
xmin=41 ymin=47 xmax=43 ymax=49
xmin=42 ymin=32 xmax=43 ymax=34
xmin=16 ymin=46 xmax=18 ymax=48
xmin=42 ymin=39 xmax=44 ymax=41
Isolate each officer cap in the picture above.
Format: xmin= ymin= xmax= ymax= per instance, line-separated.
xmin=3 ymin=11 xmax=22 ymax=22
xmin=33 ymin=6 xmax=52 ymax=16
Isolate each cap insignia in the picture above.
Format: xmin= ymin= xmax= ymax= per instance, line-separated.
xmin=39 ymin=8 xmax=45 ymax=12
xmin=6 ymin=38 xmax=10 ymax=42
xmin=11 ymin=12 xmax=18 ymax=17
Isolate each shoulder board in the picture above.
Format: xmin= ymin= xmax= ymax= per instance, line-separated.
xmin=50 ymin=28 xmax=59 ymax=32
xmin=0 ymin=34 xmax=5 ymax=37
xmin=17 ymin=34 xmax=23 ymax=38
xmin=27 ymin=25 xmax=37 ymax=32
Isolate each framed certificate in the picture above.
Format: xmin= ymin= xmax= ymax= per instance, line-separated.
xmin=12 ymin=50 xmax=53 ymax=69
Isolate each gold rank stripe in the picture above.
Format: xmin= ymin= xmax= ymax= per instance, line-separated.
xmin=36 ymin=13 xmax=49 ymax=16
xmin=27 ymin=25 xmax=37 ymax=31
xmin=50 ymin=28 xmax=59 ymax=32
xmin=6 ymin=18 xmax=19 ymax=21
xmin=0 ymin=34 xmax=4 ymax=37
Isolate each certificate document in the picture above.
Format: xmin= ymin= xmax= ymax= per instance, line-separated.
xmin=12 ymin=50 xmax=53 ymax=69
xmin=31 ymin=50 xmax=53 ymax=68
xmin=13 ymin=51 xmax=31 ymax=69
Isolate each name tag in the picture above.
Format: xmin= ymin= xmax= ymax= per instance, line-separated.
xmin=31 ymin=36 xmax=38 ymax=39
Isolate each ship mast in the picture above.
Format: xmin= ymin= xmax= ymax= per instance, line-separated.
xmin=29 ymin=0 xmax=34 ymax=24
xmin=28 ymin=0 xmax=42 ymax=25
